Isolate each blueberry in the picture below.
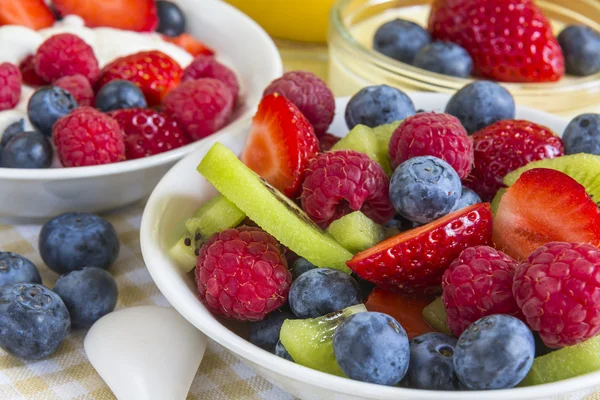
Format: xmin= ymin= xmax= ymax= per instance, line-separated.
xmin=354 ymin=274 xmax=375 ymax=301
xmin=53 ymin=267 xmax=118 ymax=329
xmin=558 ymin=25 xmax=600 ymax=76
xmin=0 ymin=131 xmax=53 ymax=169
xmin=445 ymin=81 xmax=515 ymax=134
xmin=291 ymin=257 xmax=317 ymax=280
xmin=333 ymin=312 xmax=409 ymax=385
xmin=451 ymin=187 xmax=481 ymax=212
xmin=1 ymin=119 xmax=25 ymax=147
xmin=373 ymin=19 xmax=431 ymax=64
xmin=563 ymin=113 xmax=600 ymax=155
xmin=248 ymin=311 xmax=294 ymax=352
xmin=407 ymin=332 xmax=460 ymax=390
xmin=39 ymin=212 xmax=120 ymax=275
xmin=275 ymin=340 xmax=294 ymax=361
xmin=386 ymin=215 xmax=421 ymax=231
xmin=0 ymin=252 xmax=41 ymax=287
xmin=27 ymin=86 xmax=78 ymax=136
xmin=0 ymin=284 xmax=70 ymax=359
xmin=345 ymin=85 xmax=415 ymax=129
xmin=95 ymin=80 xmax=147 ymax=112
xmin=389 ymin=156 xmax=461 ymax=224
xmin=288 ymin=268 xmax=361 ymax=318
xmin=156 ymin=0 xmax=186 ymax=37
xmin=454 ymin=315 xmax=535 ymax=390
xmin=413 ymin=41 xmax=473 ymax=78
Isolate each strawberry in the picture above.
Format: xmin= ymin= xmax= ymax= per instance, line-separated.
xmin=240 ymin=93 xmax=319 ymax=198
xmin=95 ymin=51 xmax=182 ymax=107
xmin=161 ymin=33 xmax=215 ymax=57
xmin=428 ymin=0 xmax=564 ymax=82
xmin=463 ymin=120 xmax=564 ymax=202
xmin=348 ymin=203 xmax=494 ymax=294
xmin=493 ymin=168 xmax=600 ymax=261
xmin=0 ymin=0 xmax=55 ymax=30
xmin=52 ymin=0 xmax=157 ymax=32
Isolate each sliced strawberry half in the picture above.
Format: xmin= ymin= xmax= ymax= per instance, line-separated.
xmin=0 ymin=0 xmax=55 ymax=30
xmin=347 ymin=203 xmax=493 ymax=294
xmin=161 ymin=33 xmax=215 ymax=57
xmin=241 ymin=93 xmax=319 ymax=199
xmin=52 ymin=0 xmax=157 ymax=32
xmin=493 ymin=168 xmax=600 ymax=261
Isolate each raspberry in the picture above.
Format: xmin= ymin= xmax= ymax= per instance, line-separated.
xmin=182 ymin=55 xmax=239 ymax=99
xmin=513 ymin=242 xmax=600 ymax=348
xmin=108 ymin=108 xmax=191 ymax=159
xmin=263 ymin=71 xmax=334 ymax=137
xmin=53 ymin=107 xmax=125 ymax=167
xmin=195 ymin=226 xmax=291 ymax=321
xmin=54 ymin=74 xmax=94 ymax=107
xmin=34 ymin=33 xmax=99 ymax=83
xmin=442 ymin=245 xmax=521 ymax=336
xmin=0 ymin=63 xmax=21 ymax=111
xmin=301 ymin=150 xmax=395 ymax=228
xmin=388 ymin=113 xmax=473 ymax=179
xmin=163 ymin=78 xmax=235 ymax=141
xmin=19 ymin=55 xmax=47 ymax=86
xmin=319 ymin=133 xmax=341 ymax=152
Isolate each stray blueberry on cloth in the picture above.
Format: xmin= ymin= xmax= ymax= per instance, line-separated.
xmin=0 ymin=252 xmax=41 ymax=287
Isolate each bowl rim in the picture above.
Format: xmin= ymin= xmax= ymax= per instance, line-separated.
xmin=0 ymin=0 xmax=282 ymax=181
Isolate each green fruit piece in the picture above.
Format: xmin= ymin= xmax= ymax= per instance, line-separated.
xmin=422 ymin=297 xmax=451 ymax=335
xmin=169 ymin=234 xmax=198 ymax=272
xmin=197 ymin=143 xmax=353 ymax=273
xmin=491 ymin=188 xmax=506 ymax=216
xmin=327 ymin=211 xmax=385 ymax=253
xmin=520 ymin=335 xmax=600 ymax=386
xmin=280 ymin=304 xmax=367 ymax=376
xmin=331 ymin=124 xmax=392 ymax=175
xmin=503 ymin=154 xmax=600 ymax=204
xmin=372 ymin=120 xmax=402 ymax=163
xmin=185 ymin=194 xmax=246 ymax=238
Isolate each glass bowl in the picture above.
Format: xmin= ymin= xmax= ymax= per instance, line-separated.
xmin=328 ymin=0 xmax=600 ymax=117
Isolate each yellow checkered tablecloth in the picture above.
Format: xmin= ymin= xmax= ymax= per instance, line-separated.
xmin=0 ymin=201 xmax=295 ymax=400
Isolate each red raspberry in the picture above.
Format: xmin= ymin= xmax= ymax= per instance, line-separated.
xmin=442 ymin=245 xmax=521 ymax=337
xmin=18 ymin=55 xmax=47 ymax=86
xmin=182 ymin=55 xmax=239 ymax=100
xmin=319 ymin=133 xmax=341 ymax=152
xmin=263 ymin=71 xmax=335 ymax=137
xmin=301 ymin=150 xmax=395 ymax=228
xmin=54 ymin=74 xmax=94 ymax=107
xmin=53 ymin=107 xmax=125 ymax=167
xmin=34 ymin=33 xmax=99 ymax=84
xmin=388 ymin=113 xmax=473 ymax=179
xmin=0 ymin=63 xmax=21 ymax=111
xmin=513 ymin=242 xmax=600 ymax=348
xmin=464 ymin=120 xmax=564 ymax=201
xmin=163 ymin=78 xmax=234 ymax=141
xmin=195 ymin=226 xmax=292 ymax=321
xmin=108 ymin=108 xmax=191 ymax=159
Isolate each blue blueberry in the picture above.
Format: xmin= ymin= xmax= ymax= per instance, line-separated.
xmin=288 ymin=268 xmax=361 ymax=318
xmin=407 ymin=332 xmax=460 ymax=390
xmin=249 ymin=311 xmax=294 ymax=352
xmin=389 ymin=156 xmax=461 ymax=224
xmin=27 ymin=86 xmax=78 ymax=136
xmin=39 ymin=212 xmax=120 ymax=275
xmin=354 ymin=274 xmax=375 ymax=301
xmin=291 ymin=257 xmax=317 ymax=280
xmin=156 ymin=0 xmax=186 ymax=37
xmin=333 ymin=312 xmax=409 ymax=386
xmin=451 ymin=187 xmax=481 ymax=212
xmin=345 ymin=85 xmax=415 ymax=129
xmin=95 ymin=80 xmax=147 ymax=112
xmin=0 ymin=131 xmax=53 ymax=169
xmin=373 ymin=19 xmax=431 ymax=64
xmin=53 ymin=267 xmax=118 ymax=329
xmin=445 ymin=81 xmax=515 ymax=134
xmin=275 ymin=340 xmax=294 ymax=362
xmin=0 ymin=284 xmax=70 ymax=359
xmin=558 ymin=25 xmax=600 ymax=76
xmin=454 ymin=314 xmax=535 ymax=390
xmin=563 ymin=113 xmax=600 ymax=155
xmin=386 ymin=215 xmax=421 ymax=231
xmin=0 ymin=252 xmax=41 ymax=287
xmin=1 ymin=119 xmax=25 ymax=147
xmin=413 ymin=41 xmax=473 ymax=78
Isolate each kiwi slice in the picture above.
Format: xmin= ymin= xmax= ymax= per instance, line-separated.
xmin=422 ymin=297 xmax=451 ymax=335
xmin=520 ymin=335 xmax=600 ymax=386
xmin=327 ymin=211 xmax=385 ymax=253
xmin=169 ymin=234 xmax=199 ymax=271
xmin=331 ymin=124 xmax=392 ymax=175
xmin=185 ymin=194 xmax=246 ymax=238
xmin=280 ymin=304 xmax=367 ymax=376
xmin=503 ymin=154 xmax=600 ymax=204
xmin=197 ymin=143 xmax=353 ymax=273
xmin=372 ymin=120 xmax=402 ymax=161
xmin=491 ymin=188 xmax=506 ymax=216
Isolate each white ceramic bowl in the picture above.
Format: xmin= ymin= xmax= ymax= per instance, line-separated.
xmin=141 ymin=94 xmax=600 ymax=400
xmin=0 ymin=0 xmax=282 ymax=221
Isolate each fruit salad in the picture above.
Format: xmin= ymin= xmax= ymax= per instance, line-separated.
xmin=0 ymin=0 xmax=239 ymax=169
xmin=168 ymin=69 xmax=600 ymax=391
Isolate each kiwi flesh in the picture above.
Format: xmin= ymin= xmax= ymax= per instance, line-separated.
xmin=331 ymin=124 xmax=391 ymax=174
xmin=422 ymin=297 xmax=451 ymax=335
xmin=185 ymin=194 xmax=246 ymax=238
xmin=169 ymin=233 xmax=200 ymax=272
xmin=327 ymin=211 xmax=386 ymax=253
xmin=491 ymin=188 xmax=506 ymax=216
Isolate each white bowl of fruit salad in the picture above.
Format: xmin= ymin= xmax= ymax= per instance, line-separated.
xmin=0 ymin=0 xmax=281 ymax=220
xmin=141 ymin=71 xmax=600 ymax=399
